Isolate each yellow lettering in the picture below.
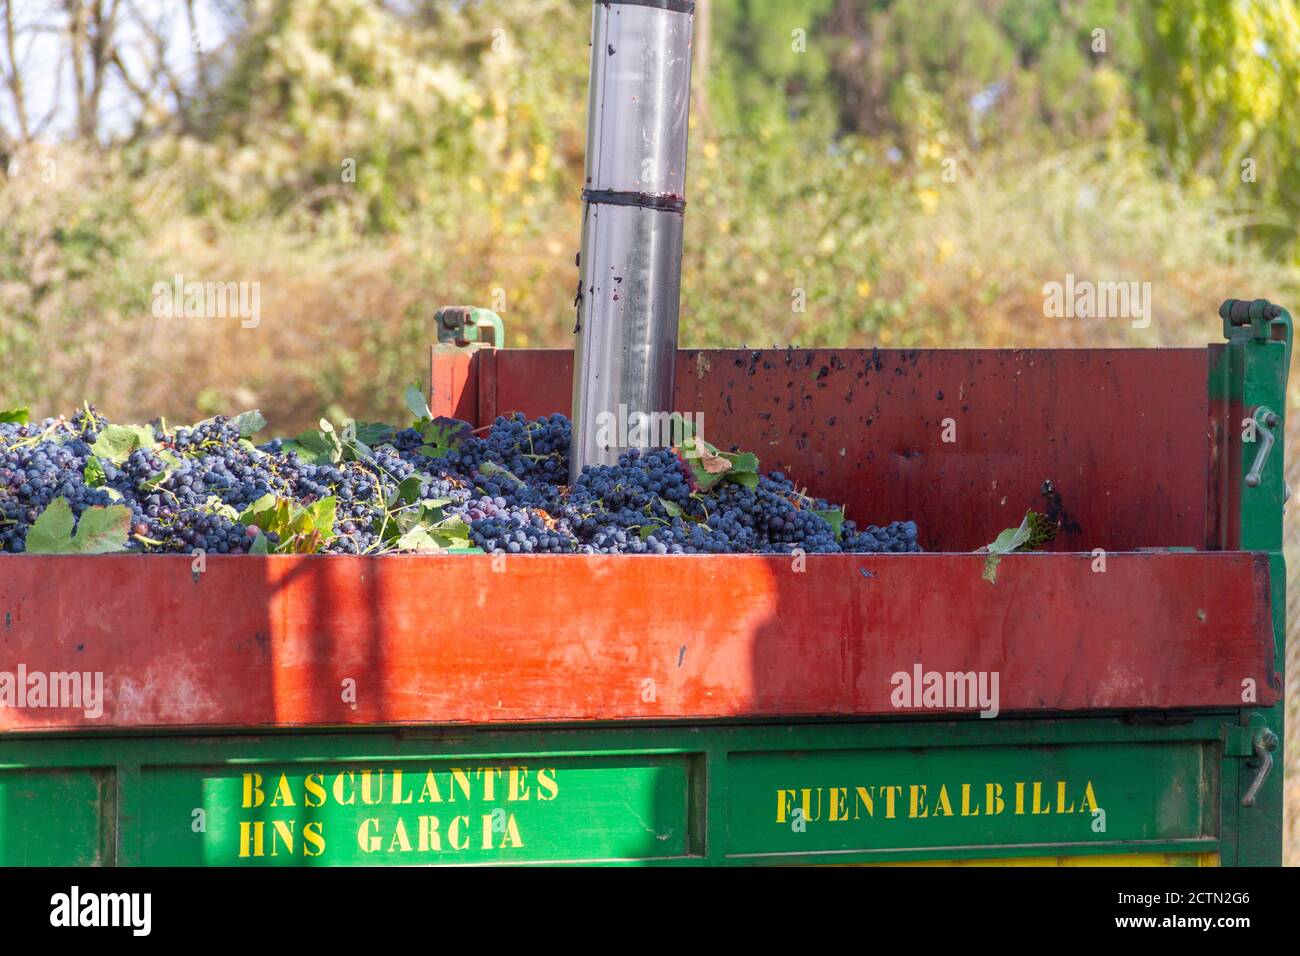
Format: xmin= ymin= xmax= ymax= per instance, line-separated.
xmin=269 ymin=773 xmax=295 ymax=808
xmin=536 ymin=768 xmax=559 ymax=802
xmin=392 ymin=769 xmax=413 ymax=805
xmin=1080 ymin=781 xmax=1099 ymax=813
xmin=271 ymin=819 xmax=295 ymax=856
xmin=241 ymin=773 xmax=264 ymax=809
xmin=303 ymin=821 xmax=325 ymax=857
xmin=389 ymin=817 xmax=413 ymax=853
xmin=449 ymin=815 xmax=471 ymax=850
xmin=961 ymin=783 xmax=980 ymax=817
xmin=1056 ymin=780 xmax=1076 ymax=814
xmin=303 ymin=773 xmax=326 ymax=808
xmin=854 ymin=786 xmax=875 ymax=820
xmin=418 ymin=816 xmax=441 ymax=851
xmin=238 ymin=820 xmax=265 ymax=858
xmin=333 ymin=771 xmax=356 ymax=806
xmin=909 ymin=784 xmax=929 ymax=819
xmin=418 ymin=771 xmax=442 ymax=804
xmin=986 ymin=782 xmax=1004 ymax=815
xmin=360 ymin=769 xmax=386 ymax=805
xmin=502 ymin=814 xmax=524 ymax=848
xmin=828 ymin=787 xmax=848 ymax=822
xmin=933 ymin=784 xmax=954 ymax=817
xmin=508 ymin=766 xmax=531 ymax=801
xmin=477 ymin=767 xmax=504 ymax=801
xmin=450 ymin=768 xmax=472 ymax=802
xmin=1032 ymin=781 xmax=1051 ymax=815
xmin=358 ymin=818 xmax=381 ymax=853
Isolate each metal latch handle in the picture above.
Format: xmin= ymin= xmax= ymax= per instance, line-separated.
xmin=1241 ymin=729 xmax=1278 ymax=807
xmin=1245 ymin=406 xmax=1279 ymax=488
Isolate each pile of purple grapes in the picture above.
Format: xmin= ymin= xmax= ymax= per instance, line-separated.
xmin=0 ymin=407 xmax=920 ymax=556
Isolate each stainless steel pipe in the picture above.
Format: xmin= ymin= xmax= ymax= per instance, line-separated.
xmin=569 ymin=0 xmax=695 ymax=481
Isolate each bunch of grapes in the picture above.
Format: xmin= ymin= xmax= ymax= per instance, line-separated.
xmin=0 ymin=407 xmax=922 ymax=557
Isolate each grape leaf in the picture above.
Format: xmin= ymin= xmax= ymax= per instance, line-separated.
xmin=83 ymin=457 xmax=107 ymax=487
xmin=239 ymin=495 xmax=338 ymax=553
xmin=813 ymin=507 xmax=845 ymax=540
xmin=405 ymin=383 xmax=433 ymax=423
xmin=354 ymin=421 xmax=394 ymax=446
xmin=478 ymin=460 xmax=525 ymax=485
xmin=91 ymin=424 xmax=156 ymax=462
xmin=658 ymin=497 xmax=684 ymax=518
xmin=981 ymin=513 xmax=1034 ymax=555
xmin=25 ymin=498 xmax=131 ymax=554
xmin=231 ymin=410 xmax=268 ymax=439
xmin=0 ymin=407 xmax=28 ymax=424
xmin=415 ymin=417 xmax=473 ymax=459
xmin=282 ymin=426 xmax=342 ymax=465
xmin=141 ymin=449 xmax=182 ymax=489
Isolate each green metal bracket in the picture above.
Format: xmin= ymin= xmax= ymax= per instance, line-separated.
xmin=435 ymin=306 xmax=505 ymax=349
xmin=1216 ymin=296 xmax=1291 ymax=865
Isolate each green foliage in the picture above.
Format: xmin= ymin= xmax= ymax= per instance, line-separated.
xmin=239 ymin=494 xmax=339 ymax=554
xmin=1135 ymin=0 xmax=1300 ymax=254
xmin=25 ymin=498 xmax=132 ymax=555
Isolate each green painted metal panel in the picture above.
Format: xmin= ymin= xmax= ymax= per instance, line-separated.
xmin=0 ymin=768 xmax=113 ymax=866
xmin=0 ymin=717 xmax=1233 ymax=866
xmin=725 ymin=741 xmax=1210 ymax=859
xmin=139 ymin=756 xmax=698 ymax=865
xmin=1214 ymin=300 xmax=1290 ymax=866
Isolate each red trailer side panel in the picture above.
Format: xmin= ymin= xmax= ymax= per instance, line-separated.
xmin=0 ymin=552 xmax=1275 ymax=732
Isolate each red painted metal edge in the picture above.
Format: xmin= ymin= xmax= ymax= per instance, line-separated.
xmin=0 ymin=552 xmax=1275 ymax=732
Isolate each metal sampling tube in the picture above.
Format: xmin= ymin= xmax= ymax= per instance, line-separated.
xmin=569 ymin=0 xmax=694 ymax=481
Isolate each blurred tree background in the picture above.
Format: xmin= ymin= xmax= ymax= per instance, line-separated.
xmin=4 ymin=0 xmax=1300 ymax=427
xmin=1 ymin=0 xmax=1299 ymax=860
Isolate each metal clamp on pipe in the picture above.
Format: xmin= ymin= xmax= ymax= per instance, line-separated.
xmin=569 ymin=0 xmax=695 ymax=481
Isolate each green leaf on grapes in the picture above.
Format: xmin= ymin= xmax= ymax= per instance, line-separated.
xmin=354 ymin=421 xmax=394 ymax=447
xmin=231 ymin=410 xmax=268 ymax=439
xmin=813 ymin=507 xmax=845 ymax=540
xmin=91 ymin=424 xmax=156 ymax=462
xmin=83 ymin=457 xmax=107 ymax=487
xmin=389 ymin=475 xmax=425 ymax=507
xmin=405 ymin=383 xmax=433 ymax=423
xmin=201 ymin=496 xmax=240 ymax=521
xmin=415 ymin=417 xmax=472 ymax=459
xmin=239 ymin=494 xmax=338 ymax=553
xmin=282 ymin=426 xmax=342 ymax=465
xmin=25 ymin=497 xmax=131 ymax=554
xmin=727 ymin=471 xmax=759 ymax=489
xmin=658 ymin=497 xmax=684 ymax=518
xmin=478 ymin=460 xmax=525 ymax=485
xmin=249 ymin=531 xmax=270 ymax=555
xmin=141 ymin=449 xmax=181 ymax=490
xmin=723 ymin=451 xmax=759 ymax=473
xmin=300 ymin=497 xmax=337 ymax=537
xmin=0 ymin=407 xmax=28 ymax=424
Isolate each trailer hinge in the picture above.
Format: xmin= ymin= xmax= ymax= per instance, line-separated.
xmin=1121 ymin=711 xmax=1194 ymax=726
xmin=436 ymin=306 xmax=505 ymax=349
xmin=1223 ymin=723 xmax=1254 ymax=757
